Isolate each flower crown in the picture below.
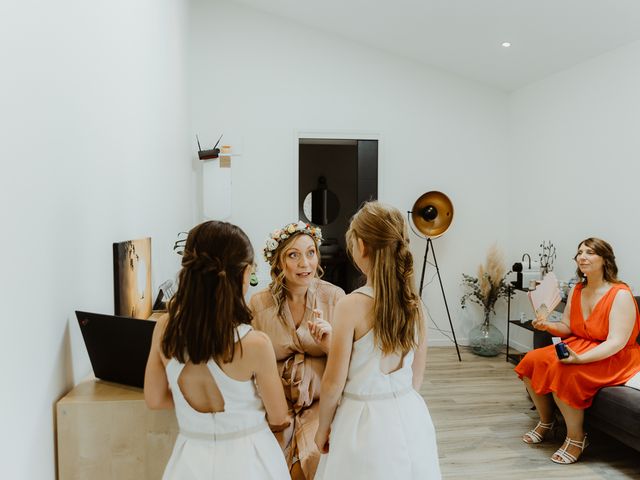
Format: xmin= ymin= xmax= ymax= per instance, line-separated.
xmin=263 ymin=220 xmax=323 ymax=263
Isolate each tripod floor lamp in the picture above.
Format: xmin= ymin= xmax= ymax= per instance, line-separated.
xmin=409 ymin=191 xmax=461 ymax=361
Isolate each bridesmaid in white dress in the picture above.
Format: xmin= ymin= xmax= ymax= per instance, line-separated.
xmin=144 ymin=220 xmax=290 ymax=479
xmin=313 ymin=202 xmax=442 ymax=480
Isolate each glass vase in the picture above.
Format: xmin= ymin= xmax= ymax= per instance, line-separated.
xmin=469 ymin=312 xmax=504 ymax=357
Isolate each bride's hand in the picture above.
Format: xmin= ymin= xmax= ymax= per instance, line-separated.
xmin=308 ymin=310 xmax=332 ymax=352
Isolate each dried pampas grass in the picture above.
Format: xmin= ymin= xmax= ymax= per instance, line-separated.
xmin=461 ymin=243 xmax=512 ymax=316
xmin=478 ymin=244 xmax=506 ymax=299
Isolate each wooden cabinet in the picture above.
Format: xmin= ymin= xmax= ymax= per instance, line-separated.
xmin=56 ymin=378 xmax=177 ymax=480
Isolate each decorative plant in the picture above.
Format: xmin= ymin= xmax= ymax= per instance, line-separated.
xmin=461 ymin=244 xmax=514 ymax=322
xmin=173 ymin=231 xmax=188 ymax=256
xmin=539 ymin=240 xmax=557 ymax=276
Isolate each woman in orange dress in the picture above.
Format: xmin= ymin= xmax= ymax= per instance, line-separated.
xmin=249 ymin=221 xmax=345 ymax=479
xmin=515 ymin=237 xmax=640 ymax=464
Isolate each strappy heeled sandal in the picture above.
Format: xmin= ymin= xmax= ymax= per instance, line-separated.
xmin=550 ymin=434 xmax=588 ymax=464
xmin=522 ymin=421 xmax=555 ymax=444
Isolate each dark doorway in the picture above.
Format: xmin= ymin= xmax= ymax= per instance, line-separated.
xmin=298 ymin=139 xmax=378 ymax=293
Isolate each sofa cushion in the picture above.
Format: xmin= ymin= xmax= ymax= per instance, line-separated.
xmin=587 ymin=385 xmax=640 ymax=451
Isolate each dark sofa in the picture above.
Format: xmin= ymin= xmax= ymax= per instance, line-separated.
xmin=587 ymin=381 xmax=640 ymax=452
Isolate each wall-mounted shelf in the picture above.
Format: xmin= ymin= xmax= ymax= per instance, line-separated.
xmin=202 ymin=153 xmax=240 ymax=168
xmin=199 ymin=153 xmax=239 ymax=161
xmin=201 ymin=154 xmax=241 ymax=219
xmin=198 ymin=134 xmax=243 ymax=220
xmin=196 ymin=134 xmax=240 ymax=161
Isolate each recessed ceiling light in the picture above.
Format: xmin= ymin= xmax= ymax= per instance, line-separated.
xmin=502 ymin=42 xmax=512 ymax=48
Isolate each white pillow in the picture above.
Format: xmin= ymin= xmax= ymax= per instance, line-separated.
xmin=625 ymin=370 xmax=640 ymax=390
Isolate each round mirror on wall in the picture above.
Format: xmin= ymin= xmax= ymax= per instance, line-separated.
xmin=302 ymin=176 xmax=340 ymax=225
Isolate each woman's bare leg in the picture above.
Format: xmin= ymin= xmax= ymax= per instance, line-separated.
xmin=522 ymin=377 xmax=555 ymax=441
xmin=552 ymin=393 xmax=586 ymax=461
xmin=523 ymin=377 xmax=555 ymax=421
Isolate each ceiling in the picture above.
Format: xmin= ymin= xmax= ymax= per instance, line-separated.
xmin=229 ymin=0 xmax=640 ymax=91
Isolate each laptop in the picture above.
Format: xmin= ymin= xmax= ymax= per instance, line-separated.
xmin=75 ymin=310 xmax=156 ymax=389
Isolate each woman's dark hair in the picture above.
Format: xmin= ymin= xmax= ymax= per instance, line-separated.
xmin=162 ymin=221 xmax=254 ymax=364
xmin=574 ymin=237 xmax=620 ymax=284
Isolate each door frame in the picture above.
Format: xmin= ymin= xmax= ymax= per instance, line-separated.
xmin=292 ymin=130 xmax=383 ymax=220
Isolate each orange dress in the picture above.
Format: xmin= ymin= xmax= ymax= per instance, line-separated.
xmin=515 ymin=282 xmax=640 ymax=409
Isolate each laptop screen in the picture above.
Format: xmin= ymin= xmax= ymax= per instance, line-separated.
xmin=76 ymin=311 xmax=156 ymax=388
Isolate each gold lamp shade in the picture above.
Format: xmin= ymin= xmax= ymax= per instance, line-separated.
xmin=411 ymin=191 xmax=454 ymax=238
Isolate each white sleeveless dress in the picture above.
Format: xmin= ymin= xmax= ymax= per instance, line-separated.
xmin=315 ymin=286 xmax=442 ymax=479
xmin=162 ymin=324 xmax=289 ymax=479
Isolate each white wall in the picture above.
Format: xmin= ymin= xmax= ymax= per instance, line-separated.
xmin=0 ymin=1 xmax=192 ymax=477
xmin=508 ymin=40 xmax=640 ymax=349
xmin=189 ymin=0 xmax=511 ymax=347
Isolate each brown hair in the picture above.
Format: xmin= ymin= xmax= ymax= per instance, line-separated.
xmin=162 ymin=221 xmax=254 ymax=364
xmin=268 ymin=232 xmax=322 ymax=319
xmin=574 ymin=237 xmax=620 ymax=284
xmin=346 ymin=201 xmax=423 ymax=354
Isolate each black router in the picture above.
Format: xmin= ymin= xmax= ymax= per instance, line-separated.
xmin=197 ymin=133 xmax=222 ymax=160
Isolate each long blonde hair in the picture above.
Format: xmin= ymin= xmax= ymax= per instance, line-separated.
xmin=268 ymin=233 xmax=322 ymax=319
xmin=346 ymin=201 xmax=423 ymax=354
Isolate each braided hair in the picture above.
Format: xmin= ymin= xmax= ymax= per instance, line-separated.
xmin=346 ymin=201 xmax=423 ymax=354
xmin=162 ymin=220 xmax=254 ymax=364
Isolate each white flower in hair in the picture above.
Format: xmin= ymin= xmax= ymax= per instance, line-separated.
xmin=265 ymin=238 xmax=278 ymax=251
xmin=262 ymin=221 xmax=323 ymax=263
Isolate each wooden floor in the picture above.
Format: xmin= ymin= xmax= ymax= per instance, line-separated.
xmin=420 ymin=347 xmax=640 ymax=479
